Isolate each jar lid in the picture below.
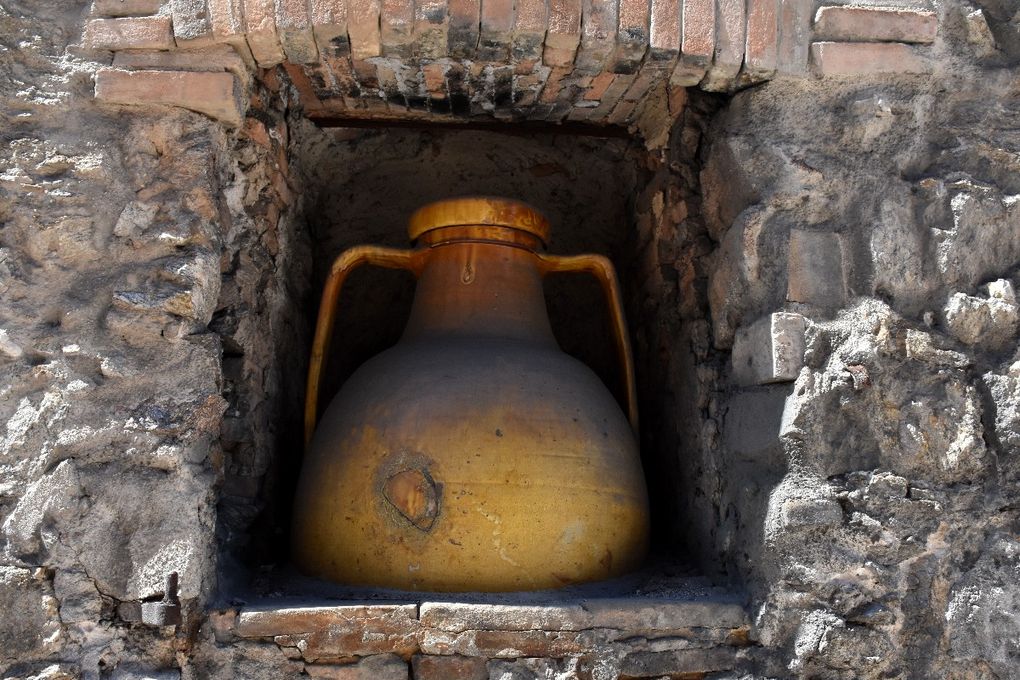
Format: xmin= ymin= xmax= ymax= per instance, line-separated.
xmin=408 ymin=197 xmax=551 ymax=246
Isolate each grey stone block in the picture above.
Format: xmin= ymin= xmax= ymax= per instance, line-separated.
xmin=731 ymin=312 xmax=807 ymax=385
xmin=787 ymin=230 xmax=846 ymax=306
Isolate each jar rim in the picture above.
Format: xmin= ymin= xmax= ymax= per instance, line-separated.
xmin=408 ymin=197 xmax=550 ymax=246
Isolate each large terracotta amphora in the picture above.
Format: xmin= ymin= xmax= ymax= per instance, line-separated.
xmin=292 ymin=197 xmax=650 ymax=591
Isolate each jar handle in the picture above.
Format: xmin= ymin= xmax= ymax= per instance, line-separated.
xmin=536 ymin=253 xmax=639 ymax=433
xmin=305 ymin=245 xmax=425 ymax=446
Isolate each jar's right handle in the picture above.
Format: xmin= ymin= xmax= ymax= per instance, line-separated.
xmin=537 ymin=253 xmax=639 ymax=433
xmin=305 ymin=245 xmax=425 ymax=446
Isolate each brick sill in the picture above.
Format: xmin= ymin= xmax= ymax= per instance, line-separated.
xmin=209 ymin=568 xmax=753 ymax=676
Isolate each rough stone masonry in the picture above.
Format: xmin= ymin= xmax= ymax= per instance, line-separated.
xmin=1 ymin=0 xmax=1019 ymax=678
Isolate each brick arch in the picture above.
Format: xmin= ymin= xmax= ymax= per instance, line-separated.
xmin=86 ymin=0 xmax=937 ymax=128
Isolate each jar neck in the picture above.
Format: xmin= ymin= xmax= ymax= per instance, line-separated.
xmin=402 ymin=240 xmax=557 ymax=347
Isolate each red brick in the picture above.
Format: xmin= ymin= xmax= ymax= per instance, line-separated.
xmin=574 ymin=70 xmax=630 ymax=120
xmin=777 ymin=0 xmax=810 ymax=74
xmin=209 ymin=0 xmax=242 ymax=35
xmin=447 ymin=0 xmax=480 ymax=58
xmin=575 ymin=0 xmax=618 ymax=74
xmin=306 ymin=655 xmax=409 ymax=680
xmin=381 ymin=0 xmax=415 ymax=57
xmin=112 ymin=44 xmax=251 ymax=88
xmin=348 ymin=0 xmax=383 ymax=58
xmin=82 ymin=16 xmax=174 ymax=50
xmin=810 ymin=41 xmax=929 ymax=75
xmin=413 ymin=0 xmax=448 ymax=59
xmin=170 ymin=0 xmax=215 ymax=45
xmin=702 ymin=0 xmax=745 ymax=89
xmin=611 ymin=0 xmax=650 ymax=73
xmin=277 ymin=0 xmax=320 ymax=63
xmin=583 ymin=70 xmax=616 ymax=100
xmin=412 ymin=655 xmax=487 ymax=680
xmin=510 ymin=68 xmax=547 ymax=112
xmin=92 ymin=0 xmax=164 ymax=17
xmin=245 ymin=0 xmax=287 ymax=66
xmin=95 ymin=68 xmax=242 ymax=125
xmin=813 ymin=6 xmax=937 ymax=44
xmin=420 ymin=629 xmax=586 ymax=658
xmin=680 ymin=0 xmax=713 ymax=61
xmin=422 ymin=62 xmax=447 ymax=98
xmin=512 ymin=0 xmax=548 ymax=62
xmin=744 ymin=0 xmax=778 ymax=78
xmin=478 ymin=0 xmax=514 ymax=60
xmin=544 ymin=0 xmax=581 ymax=66
xmin=669 ymin=0 xmax=713 ymax=85
xmin=648 ymin=0 xmax=680 ymax=60
xmin=311 ymin=0 xmax=351 ymax=56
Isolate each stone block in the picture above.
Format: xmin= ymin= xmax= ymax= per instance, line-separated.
xmin=813 ymin=6 xmax=937 ymax=44
xmin=277 ymin=0 xmax=320 ymax=63
xmin=722 ymin=385 xmax=790 ymax=461
xmin=731 ymin=312 xmax=806 ymax=385
xmin=82 ymin=16 xmax=174 ymax=50
xmin=787 ymin=229 xmax=845 ymax=307
xmin=744 ymin=0 xmax=779 ymax=78
xmin=943 ymin=279 xmax=1019 ymax=352
xmin=619 ymin=647 xmax=738 ymax=676
xmin=92 ymin=0 xmax=165 ymax=17
xmin=412 ymin=654 xmax=487 ymax=680
xmin=579 ymin=598 xmax=748 ymax=630
xmin=244 ymin=0 xmax=287 ymax=66
xmin=305 ymin=655 xmax=409 ymax=679
xmin=95 ymin=68 xmax=243 ymax=126
xmin=0 ymin=566 xmax=60 ymax=664
xmin=810 ymin=41 xmax=929 ymax=76
xmin=486 ymin=658 xmax=582 ymax=679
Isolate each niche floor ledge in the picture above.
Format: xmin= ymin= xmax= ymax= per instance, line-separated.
xmin=210 ymin=571 xmax=753 ymax=677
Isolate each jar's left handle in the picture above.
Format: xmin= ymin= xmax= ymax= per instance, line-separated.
xmin=305 ymin=246 xmax=425 ymax=446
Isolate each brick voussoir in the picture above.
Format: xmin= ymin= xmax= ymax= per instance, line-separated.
xmin=244 ymin=0 xmax=287 ymax=66
xmin=276 ymin=0 xmax=320 ymax=64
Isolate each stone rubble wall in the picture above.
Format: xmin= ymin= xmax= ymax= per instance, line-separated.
xmin=1 ymin=0 xmax=1019 ymax=678
xmin=692 ymin=2 xmax=1020 ymax=677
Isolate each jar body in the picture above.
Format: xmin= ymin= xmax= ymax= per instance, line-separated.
xmin=292 ymin=238 xmax=650 ymax=591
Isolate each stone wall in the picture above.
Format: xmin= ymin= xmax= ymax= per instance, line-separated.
xmin=2 ymin=0 xmax=1020 ymax=678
